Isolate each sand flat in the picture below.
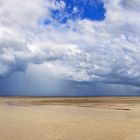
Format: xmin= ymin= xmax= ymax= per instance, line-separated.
xmin=0 ymin=97 xmax=140 ymax=140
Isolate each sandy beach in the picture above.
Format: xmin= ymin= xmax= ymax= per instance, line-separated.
xmin=0 ymin=97 xmax=140 ymax=140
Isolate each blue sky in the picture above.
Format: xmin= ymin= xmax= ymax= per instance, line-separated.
xmin=41 ymin=0 xmax=106 ymax=26
xmin=51 ymin=0 xmax=106 ymax=22
xmin=0 ymin=0 xmax=140 ymax=96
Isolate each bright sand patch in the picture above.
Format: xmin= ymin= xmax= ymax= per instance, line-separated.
xmin=0 ymin=97 xmax=140 ymax=140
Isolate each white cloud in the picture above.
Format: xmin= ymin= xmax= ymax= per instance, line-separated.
xmin=0 ymin=0 xmax=140 ymax=87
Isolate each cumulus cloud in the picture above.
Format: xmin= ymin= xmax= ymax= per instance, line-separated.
xmin=0 ymin=0 xmax=140 ymax=88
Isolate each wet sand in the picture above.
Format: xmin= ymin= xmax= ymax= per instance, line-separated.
xmin=0 ymin=97 xmax=140 ymax=140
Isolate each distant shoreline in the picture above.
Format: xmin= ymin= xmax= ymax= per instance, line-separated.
xmin=0 ymin=95 xmax=140 ymax=98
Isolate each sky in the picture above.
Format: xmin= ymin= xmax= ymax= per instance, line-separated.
xmin=0 ymin=0 xmax=140 ymax=96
